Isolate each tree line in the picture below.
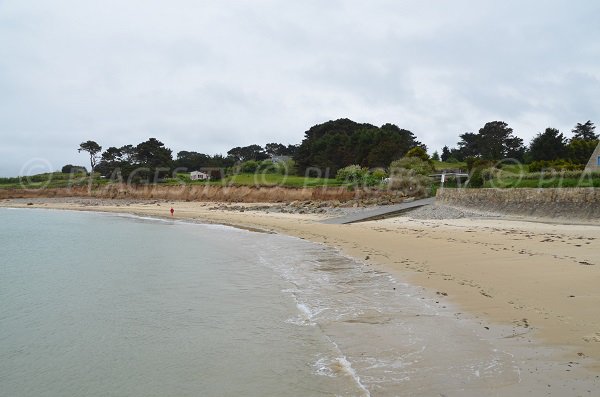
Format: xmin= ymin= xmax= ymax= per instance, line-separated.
xmin=440 ymin=120 xmax=598 ymax=170
xmin=75 ymin=118 xmax=598 ymax=182
xmin=76 ymin=138 xmax=300 ymax=181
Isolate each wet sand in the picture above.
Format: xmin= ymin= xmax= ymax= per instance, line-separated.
xmin=3 ymin=197 xmax=600 ymax=394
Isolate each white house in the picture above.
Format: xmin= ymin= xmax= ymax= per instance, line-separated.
xmin=585 ymin=141 xmax=600 ymax=171
xmin=190 ymin=171 xmax=210 ymax=181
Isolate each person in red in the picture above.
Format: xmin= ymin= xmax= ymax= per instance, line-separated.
xmin=170 ymin=207 xmax=174 ymax=216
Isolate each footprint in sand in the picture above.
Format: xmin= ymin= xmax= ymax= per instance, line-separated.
xmin=578 ymin=261 xmax=595 ymax=266
xmin=582 ymin=333 xmax=600 ymax=343
xmin=513 ymin=318 xmax=530 ymax=328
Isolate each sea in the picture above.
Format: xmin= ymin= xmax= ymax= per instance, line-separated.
xmin=0 ymin=207 xmax=527 ymax=396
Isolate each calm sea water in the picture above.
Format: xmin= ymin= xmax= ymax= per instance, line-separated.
xmin=0 ymin=208 xmax=523 ymax=396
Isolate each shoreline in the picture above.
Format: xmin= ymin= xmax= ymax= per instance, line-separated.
xmin=3 ymin=198 xmax=600 ymax=378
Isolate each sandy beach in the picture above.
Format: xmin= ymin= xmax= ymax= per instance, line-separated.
xmin=3 ymin=197 xmax=600 ymax=390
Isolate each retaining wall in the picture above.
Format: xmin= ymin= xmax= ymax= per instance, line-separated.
xmin=436 ymin=188 xmax=600 ymax=219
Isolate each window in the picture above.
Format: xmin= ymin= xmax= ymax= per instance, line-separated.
xmin=597 ymin=156 xmax=600 ymax=166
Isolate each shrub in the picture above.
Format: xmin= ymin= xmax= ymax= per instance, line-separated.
xmin=240 ymin=160 xmax=259 ymax=173
xmin=517 ymin=169 xmax=598 ymax=180
xmin=61 ymin=164 xmax=87 ymax=174
xmin=528 ymin=159 xmax=583 ymax=172
xmin=405 ymin=147 xmax=430 ymax=161
xmin=371 ymin=168 xmax=387 ymax=181
xmin=467 ymin=168 xmax=484 ymax=188
xmin=462 ymin=157 xmax=497 ymax=188
xmin=387 ymin=168 xmax=431 ymax=197
xmin=389 ymin=157 xmax=434 ymax=176
xmin=465 ymin=157 xmax=495 ymax=171
xmin=279 ymin=159 xmax=297 ymax=175
xmin=480 ymin=167 xmax=502 ymax=180
xmin=336 ymin=164 xmax=369 ymax=183
xmin=205 ymin=169 xmax=224 ymax=180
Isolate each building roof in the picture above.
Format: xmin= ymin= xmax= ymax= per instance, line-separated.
xmin=585 ymin=141 xmax=600 ymax=170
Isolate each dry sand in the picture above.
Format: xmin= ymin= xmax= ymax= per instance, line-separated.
xmin=3 ymin=197 xmax=600 ymax=391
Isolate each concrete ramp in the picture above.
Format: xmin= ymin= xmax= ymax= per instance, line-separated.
xmin=322 ymin=197 xmax=435 ymax=224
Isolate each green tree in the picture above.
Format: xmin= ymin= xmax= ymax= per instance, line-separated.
xmin=95 ymin=146 xmax=125 ymax=178
xmin=528 ymin=128 xmax=567 ymax=162
xmin=209 ymin=154 xmax=235 ymax=168
xmin=568 ymin=121 xmax=598 ymax=165
xmin=568 ymin=139 xmax=599 ymax=165
xmin=135 ymin=138 xmax=173 ymax=181
xmin=264 ymin=143 xmax=287 ymax=156
xmin=120 ymin=145 xmax=136 ymax=162
xmin=175 ymin=151 xmax=212 ymax=170
xmin=477 ymin=121 xmax=524 ymax=160
xmin=456 ymin=132 xmax=480 ymax=159
xmin=295 ymin=119 xmax=423 ymax=175
xmin=78 ymin=140 xmax=102 ymax=173
xmin=227 ymin=145 xmax=268 ymax=162
xmin=571 ymin=120 xmax=597 ymax=141
xmin=264 ymin=143 xmax=299 ymax=157
xmin=454 ymin=122 xmax=524 ymax=161
xmin=441 ymin=146 xmax=451 ymax=161
xmin=101 ymin=146 xmax=123 ymax=163
xmin=431 ymin=151 xmax=440 ymax=161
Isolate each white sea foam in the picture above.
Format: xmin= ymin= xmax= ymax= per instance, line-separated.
xmin=334 ymin=355 xmax=370 ymax=397
xmin=313 ymin=355 xmax=371 ymax=397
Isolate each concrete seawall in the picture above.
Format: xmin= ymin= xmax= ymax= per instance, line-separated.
xmin=436 ymin=188 xmax=600 ymax=220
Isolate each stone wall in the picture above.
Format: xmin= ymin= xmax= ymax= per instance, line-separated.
xmin=436 ymin=188 xmax=600 ymax=220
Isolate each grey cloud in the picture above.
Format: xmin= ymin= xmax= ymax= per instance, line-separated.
xmin=1 ymin=0 xmax=599 ymax=175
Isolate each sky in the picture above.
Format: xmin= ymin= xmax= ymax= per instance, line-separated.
xmin=1 ymin=0 xmax=599 ymax=176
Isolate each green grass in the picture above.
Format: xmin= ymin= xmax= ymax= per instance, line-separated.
xmin=498 ymin=163 xmax=529 ymax=173
xmin=1 ymin=171 xmax=345 ymax=189
xmin=432 ymin=160 xmax=467 ymax=171
xmin=0 ymin=172 xmax=107 ymax=189
xmin=164 ymin=173 xmax=347 ymax=188
xmin=224 ymin=173 xmax=346 ymax=187
xmin=4 ymin=169 xmax=599 ymax=191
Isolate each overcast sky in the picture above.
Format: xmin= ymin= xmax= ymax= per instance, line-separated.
xmin=1 ymin=0 xmax=599 ymax=176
